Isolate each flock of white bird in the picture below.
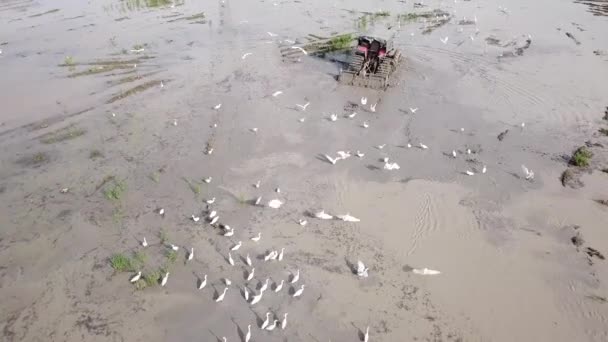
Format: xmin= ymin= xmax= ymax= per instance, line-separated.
xmin=124 ymin=5 xmax=539 ymax=340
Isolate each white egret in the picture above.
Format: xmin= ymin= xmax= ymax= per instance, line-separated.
xmin=215 ymin=287 xmax=228 ymax=302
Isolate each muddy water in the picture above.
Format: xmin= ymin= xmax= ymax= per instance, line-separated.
xmin=1 ymin=0 xmax=608 ymax=341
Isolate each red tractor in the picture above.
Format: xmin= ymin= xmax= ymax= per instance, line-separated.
xmin=339 ymin=36 xmax=402 ymax=89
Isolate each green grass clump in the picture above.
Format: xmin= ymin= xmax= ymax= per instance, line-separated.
xmin=373 ymin=10 xmax=390 ymax=17
xmin=64 ymin=56 xmax=76 ymax=66
xmin=570 ymin=146 xmax=593 ymax=167
xmin=166 ymin=250 xmax=177 ymax=264
xmin=110 ymin=254 xmax=136 ymax=272
xmin=159 ymin=228 xmax=168 ymax=244
xmin=328 ymin=34 xmax=355 ymax=51
xmin=104 ymin=179 xmax=127 ymax=201
xmin=143 ymin=270 xmax=161 ymax=286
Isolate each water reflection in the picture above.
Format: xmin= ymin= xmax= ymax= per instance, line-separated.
xmin=574 ymin=0 xmax=608 ymax=16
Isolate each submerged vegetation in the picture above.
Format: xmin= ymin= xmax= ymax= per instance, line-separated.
xmin=107 ymin=80 xmax=163 ymax=104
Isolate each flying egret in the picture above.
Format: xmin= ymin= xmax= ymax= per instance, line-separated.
xmin=246 ymin=268 xmax=255 ymax=281
xmin=141 ymin=237 xmax=148 ymax=247
xmin=338 ymin=213 xmax=361 ymax=222
xmin=250 ymin=127 xmax=258 ymax=133
xmin=324 ymin=154 xmax=339 ymax=165
xmin=246 ymin=254 xmax=252 ymax=266
xmin=187 ymin=248 xmax=194 ymax=261
xmin=465 ymin=170 xmax=475 ymax=176
xmin=214 ymin=103 xmax=222 ymax=110
xmin=347 ymin=112 xmax=357 ymax=119
xmin=298 ymin=117 xmax=306 ymax=123
xmin=254 ymin=180 xmax=261 ymax=188
xmin=419 ymin=143 xmax=429 ymax=149
xmin=198 ymin=275 xmax=207 ymax=289
xmin=250 ymin=291 xmax=263 ymax=305
xmin=370 ymin=103 xmax=377 ymax=112
xmin=261 ymin=312 xmax=270 ymax=329
xmin=215 ymin=287 xmax=228 ymax=302
xmin=266 ymin=320 xmax=279 ymax=331
xmin=440 ymin=36 xmax=449 ymax=44
xmin=337 ymin=151 xmax=351 ymax=159
xmin=228 ymin=252 xmax=235 ymax=266
xmin=521 ymin=165 xmax=534 ymax=180
xmin=376 ymin=144 xmax=386 ymax=150
xmin=278 ymin=248 xmax=284 ymax=261
xmin=260 ymin=278 xmax=269 ymax=292
xmin=356 ymin=151 xmax=365 ymax=158
xmin=231 ymin=241 xmax=242 ymax=251
xmin=159 ymin=208 xmax=165 ymax=216
xmin=482 ymin=165 xmax=487 ymax=174
xmin=296 ymin=102 xmax=310 ymax=111
xmin=203 ymin=177 xmax=212 ymax=183
xmin=267 ymin=31 xmax=278 ymax=37
xmin=245 ymin=325 xmax=251 ymax=342
xmin=130 ymin=272 xmax=142 ymax=283
xmin=412 ymin=268 xmax=441 ymax=275
xmin=161 ymin=272 xmax=169 ymax=287
xmin=267 ymin=199 xmax=283 ymax=209
xmin=409 ymin=107 xmax=419 ymax=113
xmin=315 ymin=210 xmax=333 ymax=220
xmin=293 ymin=284 xmax=305 ymax=297
xmin=272 ymin=91 xmax=283 ymax=97
xmin=251 ymin=232 xmax=262 ymax=242
xmin=264 ymin=251 xmax=276 ymax=261
xmin=281 ymin=313 xmax=288 ymax=330
xmin=192 ymin=215 xmax=200 ymax=222
xmin=407 ymin=143 xmax=412 ymax=148
xmin=357 ymin=260 xmax=369 ymax=278
xmin=361 ymin=97 xmax=368 ymax=105
xmin=329 ymin=113 xmax=338 ymax=122
xmin=290 ymin=269 xmax=300 ymax=284
xmin=242 ymin=52 xmax=253 ymax=59
xmin=384 ymin=162 xmax=400 ymax=171
xmin=274 ymin=279 xmax=284 ymax=292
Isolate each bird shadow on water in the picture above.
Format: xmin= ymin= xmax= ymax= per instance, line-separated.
xmin=315 ymin=154 xmax=334 ymax=164
xmin=230 ymin=317 xmax=245 ymax=342
xmin=207 ymin=329 xmax=222 ymax=342
xmin=366 ymin=164 xmax=381 ymax=171
xmin=350 ymin=322 xmax=365 ymax=341
xmin=344 ymin=258 xmax=357 ymax=275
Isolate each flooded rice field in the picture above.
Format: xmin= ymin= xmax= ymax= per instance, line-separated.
xmin=1 ymin=0 xmax=608 ymax=341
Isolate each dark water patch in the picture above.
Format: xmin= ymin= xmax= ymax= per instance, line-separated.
xmin=574 ymin=0 xmax=608 ymax=16
xmin=106 ymin=79 xmax=162 ymax=103
xmin=28 ymin=8 xmax=60 ymax=17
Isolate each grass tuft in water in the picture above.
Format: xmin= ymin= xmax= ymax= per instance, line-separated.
xmin=166 ymin=250 xmax=178 ymax=264
xmin=110 ymin=253 xmax=136 ymax=272
xmin=104 ymin=179 xmax=127 ymax=201
xmin=570 ymin=146 xmax=593 ymax=167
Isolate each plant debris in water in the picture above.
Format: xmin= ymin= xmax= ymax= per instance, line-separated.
xmin=29 ymin=9 xmax=60 ymax=18
xmin=39 ymin=125 xmax=86 ymax=144
xmin=167 ymin=11 xmax=206 ymax=23
xmin=107 ymin=79 xmax=163 ymax=104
